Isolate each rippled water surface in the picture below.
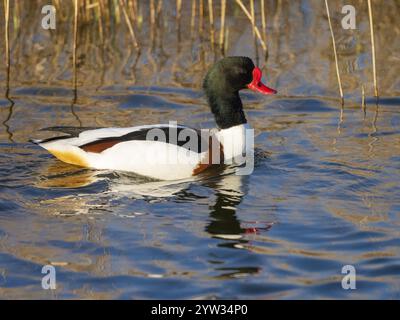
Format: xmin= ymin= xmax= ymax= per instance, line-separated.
xmin=0 ymin=0 xmax=400 ymax=299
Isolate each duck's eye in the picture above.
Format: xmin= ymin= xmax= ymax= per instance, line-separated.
xmin=230 ymin=67 xmax=247 ymax=77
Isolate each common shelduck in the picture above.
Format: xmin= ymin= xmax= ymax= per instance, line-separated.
xmin=31 ymin=56 xmax=277 ymax=180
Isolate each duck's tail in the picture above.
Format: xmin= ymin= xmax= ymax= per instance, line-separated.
xmin=29 ymin=130 xmax=90 ymax=168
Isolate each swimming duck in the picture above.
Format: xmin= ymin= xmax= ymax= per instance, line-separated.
xmin=31 ymin=56 xmax=277 ymax=180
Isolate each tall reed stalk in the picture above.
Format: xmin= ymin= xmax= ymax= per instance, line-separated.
xmin=190 ymin=0 xmax=196 ymax=39
xmin=219 ymin=0 xmax=226 ymax=55
xmin=199 ymin=0 xmax=204 ymax=38
xmin=3 ymin=0 xmax=14 ymax=141
xmin=97 ymin=1 xmax=104 ymax=43
xmin=367 ymin=0 xmax=378 ymax=98
xmin=260 ymin=0 xmax=268 ymax=59
xmin=324 ymin=0 xmax=344 ymax=103
xmin=150 ymin=0 xmax=156 ymax=47
xmin=249 ymin=0 xmax=255 ymax=37
xmin=3 ymin=0 xmax=10 ymax=69
xmin=71 ymin=0 xmax=81 ymax=126
xmin=208 ymin=0 xmax=215 ymax=52
xmin=119 ymin=0 xmax=139 ymax=50
xmin=176 ymin=0 xmax=182 ymax=43
xmin=235 ymin=0 xmax=267 ymax=52
xmin=249 ymin=0 xmax=259 ymax=63
xmin=156 ymin=0 xmax=163 ymax=50
xmin=73 ymin=0 xmax=78 ymax=90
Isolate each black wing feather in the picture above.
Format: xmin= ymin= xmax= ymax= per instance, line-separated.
xmin=40 ymin=126 xmax=103 ymax=137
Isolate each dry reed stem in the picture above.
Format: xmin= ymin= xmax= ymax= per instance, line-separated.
xmin=250 ymin=0 xmax=259 ymax=62
xmin=114 ymin=0 xmax=121 ymax=24
xmin=324 ymin=0 xmax=344 ymax=102
xmin=156 ymin=0 xmax=163 ymax=25
xmin=2 ymin=0 xmax=13 ymax=141
xmin=208 ymin=0 xmax=215 ymax=51
xmin=97 ymin=1 xmax=104 ymax=43
xmin=54 ymin=0 xmax=67 ymax=20
xmin=235 ymin=0 xmax=267 ymax=52
xmin=199 ymin=0 xmax=204 ymax=36
xmin=14 ymin=0 xmax=20 ymax=34
xmin=156 ymin=0 xmax=164 ymax=51
xmin=261 ymin=0 xmax=266 ymax=43
xmin=190 ymin=0 xmax=196 ymax=39
xmin=176 ymin=0 xmax=182 ymax=42
xmin=132 ymin=0 xmax=138 ymax=18
xmin=4 ymin=0 xmax=10 ymax=69
xmin=73 ymin=0 xmax=78 ymax=89
xmin=101 ymin=0 xmax=110 ymax=27
xmin=84 ymin=0 xmax=90 ymax=22
xmin=150 ymin=0 xmax=156 ymax=41
xmin=250 ymin=0 xmax=255 ymax=37
xmin=224 ymin=26 xmax=229 ymax=53
xmin=151 ymin=0 xmax=158 ymax=25
xmin=72 ymin=0 xmax=81 ymax=126
xmin=176 ymin=0 xmax=182 ymax=26
xmin=119 ymin=0 xmax=139 ymax=50
xmin=127 ymin=0 xmax=134 ymax=25
xmin=368 ymin=0 xmax=378 ymax=98
xmin=219 ymin=0 xmax=226 ymax=55
xmin=260 ymin=0 xmax=269 ymax=59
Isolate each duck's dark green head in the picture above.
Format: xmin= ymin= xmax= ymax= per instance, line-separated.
xmin=203 ymin=56 xmax=276 ymax=129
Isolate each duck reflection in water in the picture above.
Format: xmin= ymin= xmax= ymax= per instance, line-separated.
xmin=35 ymin=161 xmax=275 ymax=279
xmin=200 ymin=168 xmax=274 ymax=239
xmin=36 ymin=161 xmax=274 ymax=239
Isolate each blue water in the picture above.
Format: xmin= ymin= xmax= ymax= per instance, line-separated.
xmin=0 ymin=84 xmax=399 ymax=299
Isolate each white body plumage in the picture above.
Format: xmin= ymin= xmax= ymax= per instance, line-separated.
xmin=34 ymin=124 xmax=250 ymax=181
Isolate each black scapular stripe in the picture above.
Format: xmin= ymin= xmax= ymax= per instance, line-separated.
xmin=40 ymin=126 xmax=103 ymax=137
xmin=34 ymin=126 xmax=103 ymax=144
xmin=79 ymin=126 xmax=209 ymax=154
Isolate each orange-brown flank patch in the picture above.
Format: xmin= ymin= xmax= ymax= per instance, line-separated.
xmin=48 ymin=149 xmax=89 ymax=167
xmin=192 ymin=137 xmax=224 ymax=175
xmin=80 ymin=139 xmax=121 ymax=153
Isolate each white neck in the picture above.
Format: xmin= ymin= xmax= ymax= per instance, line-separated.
xmin=215 ymin=123 xmax=251 ymax=162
